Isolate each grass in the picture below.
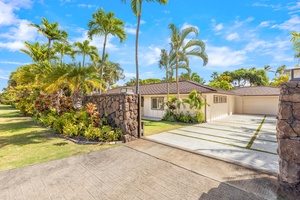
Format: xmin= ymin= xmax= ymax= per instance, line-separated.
xmin=143 ymin=119 xmax=194 ymax=136
xmin=246 ymin=115 xmax=266 ymax=149
xmin=0 ymin=104 xmax=121 ymax=172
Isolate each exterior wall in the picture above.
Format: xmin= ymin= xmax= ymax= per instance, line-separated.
xmin=83 ymin=94 xmax=138 ymax=142
xmin=235 ymin=96 xmax=243 ymax=114
xmin=206 ymin=94 xmax=231 ymax=121
xmin=142 ymin=94 xmax=202 ymax=119
xmin=277 ymin=82 xmax=300 ymax=198
xmin=241 ymin=96 xmax=279 ymax=115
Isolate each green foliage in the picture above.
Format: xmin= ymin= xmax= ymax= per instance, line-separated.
xmin=162 ymin=110 xmax=205 ymax=123
xmin=84 ymin=125 xmax=103 ymax=141
xmin=183 ymin=90 xmax=206 ymax=110
xmin=208 ymin=80 xmax=233 ymax=90
xmin=270 ymin=74 xmax=290 ymax=86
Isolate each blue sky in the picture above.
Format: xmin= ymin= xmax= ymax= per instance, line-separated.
xmin=0 ymin=0 xmax=300 ymax=90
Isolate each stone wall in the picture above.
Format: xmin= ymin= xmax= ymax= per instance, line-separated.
xmin=84 ymin=94 xmax=138 ymax=142
xmin=277 ymin=81 xmax=300 ymax=197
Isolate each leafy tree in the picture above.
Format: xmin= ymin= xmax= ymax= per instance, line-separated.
xmin=121 ymin=0 xmax=168 ymax=94
xmin=208 ymin=80 xmax=233 ymax=90
xmin=275 ymin=65 xmax=287 ymax=76
xmin=271 ymin=74 xmax=290 ymax=86
xmin=73 ymin=40 xmax=98 ymax=68
xmin=169 ymin=23 xmax=208 ymax=99
xmin=52 ymin=42 xmax=75 ymax=65
xmin=88 ymin=8 xmax=127 ymax=93
xmin=291 ymin=32 xmax=300 ymax=67
xmin=191 ymin=72 xmax=205 ymax=84
xmin=210 ymin=72 xmax=219 ymax=81
xmin=20 ymin=42 xmax=49 ymax=63
xmin=140 ymin=78 xmax=161 ymax=85
xmin=29 ymin=17 xmax=68 ymax=60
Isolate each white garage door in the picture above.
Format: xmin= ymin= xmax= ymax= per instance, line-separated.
xmin=243 ymin=96 xmax=279 ymax=115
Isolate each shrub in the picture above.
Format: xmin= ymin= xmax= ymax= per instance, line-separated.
xmin=84 ymin=125 xmax=103 ymax=141
xmin=63 ymin=122 xmax=80 ymax=137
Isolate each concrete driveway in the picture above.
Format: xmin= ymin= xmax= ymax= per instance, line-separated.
xmin=146 ymin=114 xmax=278 ymax=174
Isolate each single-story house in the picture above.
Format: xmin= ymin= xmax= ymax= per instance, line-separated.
xmin=107 ymin=81 xmax=280 ymax=122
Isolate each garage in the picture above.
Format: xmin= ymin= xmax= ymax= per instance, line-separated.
xmin=233 ymin=86 xmax=280 ymax=116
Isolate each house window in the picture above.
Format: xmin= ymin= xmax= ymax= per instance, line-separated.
xmin=151 ymin=97 xmax=164 ymax=110
xmin=213 ymin=95 xmax=227 ymax=104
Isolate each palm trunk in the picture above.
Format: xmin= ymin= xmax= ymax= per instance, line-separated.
xmin=176 ymin=50 xmax=180 ymax=100
xmin=166 ymin=68 xmax=169 ymax=101
xmin=47 ymin=39 xmax=51 ymax=61
xmin=82 ymin=53 xmax=86 ymax=68
xmin=100 ymin=35 xmax=107 ymax=95
xmin=135 ymin=1 xmax=142 ymax=94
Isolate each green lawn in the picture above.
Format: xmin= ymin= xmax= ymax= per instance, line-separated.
xmin=143 ymin=120 xmax=194 ymax=136
xmin=0 ymin=105 xmax=120 ymax=172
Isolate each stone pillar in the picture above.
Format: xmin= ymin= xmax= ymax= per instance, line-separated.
xmin=277 ymin=82 xmax=300 ymax=197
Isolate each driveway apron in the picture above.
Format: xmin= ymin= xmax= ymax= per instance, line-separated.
xmin=146 ymin=114 xmax=278 ymax=174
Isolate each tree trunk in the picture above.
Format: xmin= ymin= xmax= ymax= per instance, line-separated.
xmin=47 ymin=39 xmax=51 ymax=61
xmin=176 ymin=50 xmax=180 ymax=99
xmin=100 ymin=34 xmax=107 ymax=95
xmin=166 ymin=68 xmax=169 ymax=101
xmin=82 ymin=53 xmax=85 ymax=68
xmin=135 ymin=1 xmax=142 ymax=94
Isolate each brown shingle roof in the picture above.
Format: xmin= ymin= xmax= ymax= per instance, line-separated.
xmin=106 ymin=81 xmax=235 ymax=95
xmin=231 ymin=86 xmax=280 ymax=96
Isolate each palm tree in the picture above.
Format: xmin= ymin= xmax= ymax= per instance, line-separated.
xmin=88 ymin=8 xmax=127 ymax=93
xmin=103 ymin=61 xmax=125 ymax=90
xmin=29 ymin=17 xmax=68 ymax=60
xmin=275 ymin=65 xmax=287 ymax=76
xmin=263 ymin=65 xmax=274 ymax=72
xmin=73 ymin=40 xmax=98 ymax=68
xmin=43 ymin=63 xmax=101 ymax=109
xmin=169 ymin=23 xmax=208 ymax=99
xmin=210 ymin=72 xmax=219 ymax=81
xmin=52 ymin=42 xmax=75 ymax=65
xmin=20 ymin=42 xmax=49 ymax=63
xmin=121 ymin=0 xmax=168 ymax=94
xmin=159 ymin=49 xmax=175 ymax=101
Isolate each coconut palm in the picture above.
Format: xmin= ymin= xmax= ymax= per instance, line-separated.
xmin=29 ymin=17 xmax=68 ymax=60
xmin=121 ymin=0 xmax=168 ymax=94
xmin=73 ymin=40 xmax=99 ymax=68
xmin=263 ymin=65 xmax=274 ymax=73
xmin=103 ymin=61 xmax=125 ymax=90
xmin=20 ymin=42 xmax=49 ymax=63
xmin=159 ymin=49 xmax=175 ymax=101
xmin=52 ymin=42 xmax=75 ymax=65
xmin=88 ymin=8 xmax=127 ymax=93
xmin=169 ymin=23 xmax=208 ymax=99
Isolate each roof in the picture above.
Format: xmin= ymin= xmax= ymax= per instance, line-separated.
xmin=231 ymin=86 xmax=280 ymax=96
xmin=106 ymin=81 xmax=235 ymax=95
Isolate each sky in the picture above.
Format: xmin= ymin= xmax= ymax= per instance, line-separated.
xmin=0 ymin=0 xmax=300 ymax=91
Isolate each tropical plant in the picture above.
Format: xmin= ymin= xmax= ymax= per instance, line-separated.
xmin=20 ymin=42 xmax=49 ymax=63
xmin=73 ymin=40 xmax=98 ymax=68
xmin=88 ymin=7 xmax=127 ymax=93
xmin=183 ymin=90 xmax=205 ymax=110
xmin=275 ymin=65 xmax=287 ymax=76
xmin=52 ymin=42 xmax=75 ymax=65
xmin=159 ymin=49 xmax=174 ymax=101
xmin=121 ymin=0 xmax=168 ymax=94
xmin=169 ymin=23 xmax=208 ymax=99
xmin=29 ymin=17 xmax=68 ymax=60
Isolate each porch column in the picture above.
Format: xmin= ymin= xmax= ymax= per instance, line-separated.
xmin=277 ymin=82 xmax=300 ymax=198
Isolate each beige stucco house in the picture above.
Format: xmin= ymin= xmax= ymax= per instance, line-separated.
xmin=108 ymin=81 xmax=279 ymax=122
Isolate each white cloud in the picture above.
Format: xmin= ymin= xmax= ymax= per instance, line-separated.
xmin=0 ymin=1 xmax=17 ymax=26
xmin=140 ymin=20 xmax=146 ymax=25
xmin=214 ymin=23 xmax=223 ymax=31
xmin=124 ymin=72 xmax=135 ymax=78
xmin=2 ymin=0 xmax=33 ymax=9
xmin=77 ymin=4 xmax=97 ymax=9
xmin=226 ymin=33 xmax=239 ymax=41
xmin=251 ymin=2 xmax=282 ymax=10
xmin=139 ymin=46 xmax=161 ymax=66
xmin=206 ymin=45 xmax=247 ymax=67
xmin=0 ymin=41 xmax=25 ymax=51
xmin=287 ymin=2 xmax=300 ymax=11
xmin=234 ymin=17 xmax=255 ymax=28
xmin=163 ymin=10 xmax=170 ymax=14
xmin=271 ymin=15 xmax=300 ymax=31
xmin=258 ymin=21 xmax=270 ymax=28
xmin=181 ymin=22 xmax=199 ymax=32
xmin=125 ymin=27 xmax=136 ymax=35
xmin=0 ymin=69 xmax=10 ymax=80
xmin=0 ymin=61 xmax=30 ymax=65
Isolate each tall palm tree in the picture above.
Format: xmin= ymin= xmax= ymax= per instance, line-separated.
xmin=20 ymin=42 xmax=49 ymax=63
xmin=73 ymin=40 xmax=98 ymax=68
xmin=275 ymin=65 xmax=287 ymax=76
xmin=121 ymin=0 xmax=168 ymax=94
xmin=88 ymin=8 xmax=127 ymax=93
xmin=159 ymin=49 xmax=175 ymax=101
xmin=263 ymin=65 xmax=274 ymax=72
xmin=29 ymin=17 xmax=68 ymax=60
xmin=103 ymin=61 xmax=125 ymax=90
xmin=169 ymin=23 xmax=208 ymax=99
xmin=52 ymin=42 xmax=75 ymax=65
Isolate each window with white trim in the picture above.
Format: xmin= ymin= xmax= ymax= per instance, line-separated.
xmin=151 ymin=97 xmax=164 ymax=110
xmin=213 ymin=95 xmax=227 ymax=103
